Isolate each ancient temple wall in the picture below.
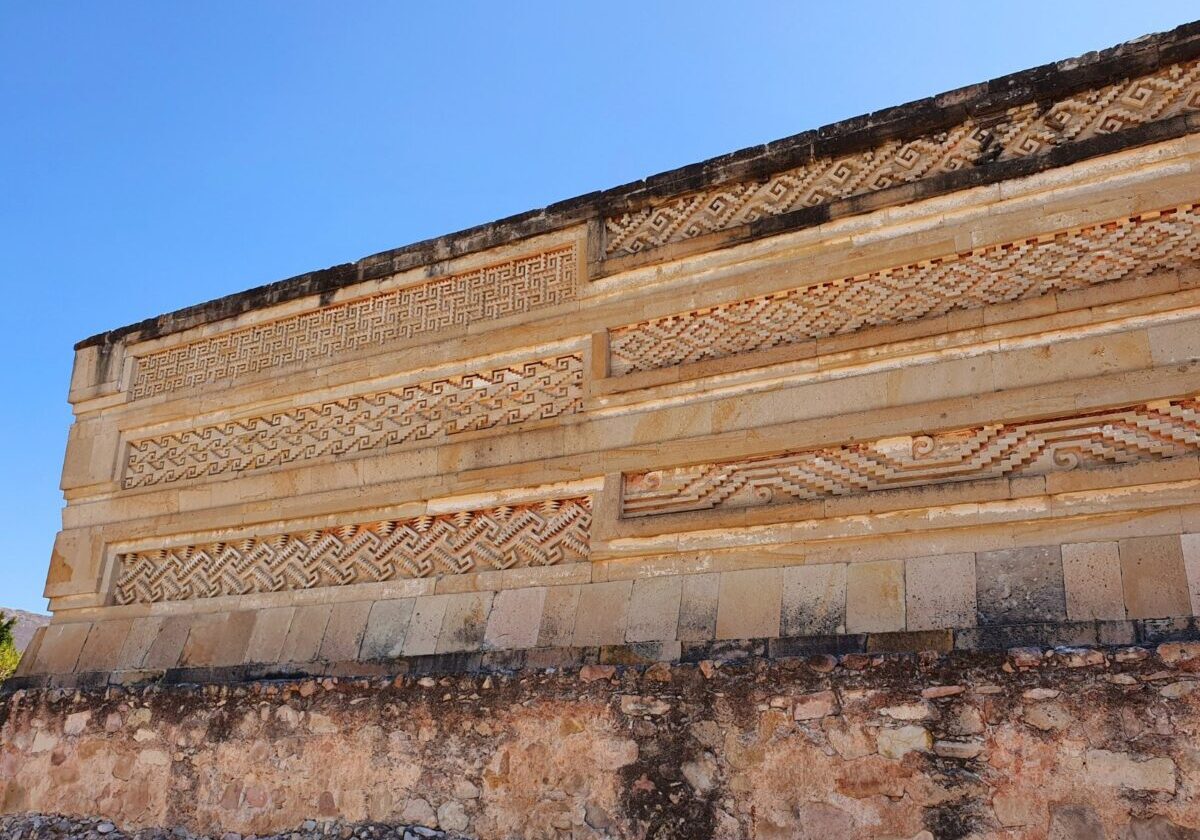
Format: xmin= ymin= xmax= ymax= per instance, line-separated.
xmin=11 ymin=26 xmax=1200 ymax=690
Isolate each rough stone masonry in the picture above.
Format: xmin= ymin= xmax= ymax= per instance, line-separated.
xmin=7 ymin=20 xmax=1200 ymax=839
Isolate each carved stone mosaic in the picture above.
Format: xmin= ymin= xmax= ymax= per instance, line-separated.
xmin=123 ymin=354 xmax=583 ymax=489
xmin=604 ymin=59 xmax=1200 ymax=258
xmin=621 ymin=397 xmax=1200 ymax=517
xmin=114 ymin=497 xmax=592 ymax=604
xmin=609 ymin=204 xmax=1200 ymax=375
xmin=130 ymin=244 xmax=578 ymax=400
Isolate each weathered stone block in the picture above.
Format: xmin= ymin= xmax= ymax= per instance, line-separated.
xmin=715 ymin=568 xmax=782 ymax=640
xmin=846 ymin=559 xmax=904 ymax=634
xmin=537 ymin=585 xmax=581 ymax=648
xmin=359 ymin=599 xmax=415 ymax=660
xmin=1062 ymin=541 xmax=1126 ymax=621
xmin=626 ymin=576 xmax=682 ymax=642
xmin=1120 ymin=535 xmax=1191 ymax=619
xmin=278 ymin=605 xmax=332 ymax=664
xmin=677 ymin=573 xmax=719 ymax=642
xmin=976 ymin=546 xmax=1066 ymax=625
xmin=905 ymin=553 xmax=976 ymax=630
xmin=484 ymin=587 xmax=545 ymax=650
xmin=781 ymin=563 xmax=846 ymax=636
xmin=318 ymin=601 xmax=372 ymax=662
xmin=436 ymin=591 xmax=494 ymax=654
xmin=573 ymin=581 xmax=632 ymax=647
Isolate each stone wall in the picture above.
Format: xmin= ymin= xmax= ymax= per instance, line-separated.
xmin=6 ymin=643 xmax=1200 ymax=839
xmin=24 ymin=24 xmax=1200 ymax=686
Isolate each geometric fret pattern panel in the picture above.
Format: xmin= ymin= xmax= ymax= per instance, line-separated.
xmin=123 ymin=354 xmax=584 ymax=489
xmin=609 ymin=205 xmax=1200 ymax=375
xmin=604 ymin=59 xmax=1200 ymax=258
xmin=130 ymin=244 xmax=578 ymax=400
xmin=621 ymin=397 xmax=1200 ymax=517
xmin=114 ymin=497 xmax=592 ymax=604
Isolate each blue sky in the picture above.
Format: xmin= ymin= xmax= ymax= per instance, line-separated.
xmin=1 ymin=2 xmax=1197 ymax=614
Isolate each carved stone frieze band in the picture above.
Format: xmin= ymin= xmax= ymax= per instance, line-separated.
xmin=608 ymin=204 xmax=1200 ymax=376
xmin=621 ymin=397 xmax=1200 ymax=517
xmin=604 ymin=59 xmax=1200 ymax=258
xmin=123 ymin=354 xmax=584 ymax=489
xmin=114 ymin=497 xmax=592 ymax=604
xmin=130 ymin=244 xmax=579 ymax=400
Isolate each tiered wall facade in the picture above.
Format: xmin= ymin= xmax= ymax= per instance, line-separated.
xmin=7 ymin=23 xmax=1200 ymax=839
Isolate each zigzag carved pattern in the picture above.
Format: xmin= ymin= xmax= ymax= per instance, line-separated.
xmin=621 ymin=397 xmax=1200 ymax=517
xmin=131 ymin=245 xmax=578 ymax=400
xmin=604 ymin=59 xmax=1200 ymax=257
xmin=609 ymin=205 xmax=1200 ymax=375
xmin=115 ymin=497 xmax=592 ymax=604
xmin=123 ymin=354 xmax=583 ymax=489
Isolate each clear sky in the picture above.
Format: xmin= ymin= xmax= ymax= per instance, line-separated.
xmin=1 ymin=2 xmax=1197 ymax=614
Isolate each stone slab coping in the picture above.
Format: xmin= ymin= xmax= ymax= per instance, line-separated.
xmin=5 ymin=617 xmax=1197 ymax=693
xmin=76 ymin=22 xmax=1200 ymax=351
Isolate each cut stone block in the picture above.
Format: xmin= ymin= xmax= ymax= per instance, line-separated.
xmin=976 ymin=546 xmax=1066 ymax=626
xmin=678 ymin=573 xmax=720 ymax=642
xmin=626 ymin=576 xmax=683 ymax=642
xmin=244 ymin=607 xmax=296 ymax=665
xmin=716 ymin=568 xmax=782 ymax=640
xmin=278 ymin=604 xmax=332 ymax=664
xmin=1119 ymin=535 xmax=1191 ymax=619
xmin=485 ymin=587 xmax=547 ymax=650
xmin=906 ymin=554 xmax=976 ymax=631
xmin=782 ymin=564 xmax=846 ymax=636
xmin=1062 ymin=542 xmax=1126 ymax=621
xmin=436 ymin=591 xmax=494 ymax=654
xmin=360 ymin=599 xmax=416 ymax=660
xmin=537 ymin=585 xmax=581 ymax=648
xmin=319 ymin=601 xmax=372 ymax=661
xmin=573 ymin=581 xmax=632 ymax=647
xmin=75 ymin=619 xmax=131 ymax=673
xmin=847 ymin=559 xmax=905 ymax=634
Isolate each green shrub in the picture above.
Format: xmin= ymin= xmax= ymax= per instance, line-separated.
xmin=0 ymin=613 xmax=19 ymax=681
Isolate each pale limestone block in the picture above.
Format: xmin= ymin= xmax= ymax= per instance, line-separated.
xmin=626 ymin=577 xmax=683 ymax=643
xmin=187 ymin=611 xmax=256 ymax=668
xmin=1184 ymin=534 xmax=1200 ymax=616
xmin=846 ymin=560 xmax=905 ymax=634
xmin=485 ymin=588 xmax=546 ymax=651
xmin=360 ymin=599 xmax=415 ymax=660
xmin=1119 ymin=535 xmax=1191 ymax=619
xmin=1061 ymin=542 xmax=1126 ymax=621
xmin=279 ymin=604 xmax=332 ymax=663
xmin=905 ymin=554 xmax=976 ymax=631
xmin=436 ymin=591 xmax=494 ymax=654
xmin=32 ymin=622 xmax=91 ymax=675
xmin=1148 ymin=318 xmax=1200 ymax=364
xmin=538 ymin=585 xmax=581 ymax=647
xmin=715 ymin=568 xmax=782 ymax=640
xmin=244 ymin=607 xmax=295 ymax=665
xmin=781 ymin=564 xmax=846 ymax=636
xmin=572 ymin=581 xmax=632 ymax=647
xmin=117 ymin=617 xmax=165 ymax=670
xmin=76 ymin=619 xmax=131 ymax=673
xmin=143 ymin=616 xmax=193 ymax=670
xmin=678 ymin=573 xmax=720 ymax=641
xmin=404 ymin=595 xmax=450 ymax=656
xmin=318 ymin=601 xmax=372 ymax=662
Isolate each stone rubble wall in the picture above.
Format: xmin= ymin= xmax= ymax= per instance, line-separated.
xmin=6 ymin=644 xmax=1200 ymax=839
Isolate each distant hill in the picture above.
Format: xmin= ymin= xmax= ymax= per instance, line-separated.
xmin=1 ymin=608 xmax=50 ymax=652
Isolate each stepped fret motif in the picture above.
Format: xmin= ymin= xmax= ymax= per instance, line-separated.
xmin=115 ymin=497 xmax=592 ymax=604
xmin=604 ymin=59 xmax=1200 ymax=257
xmin=622 ymin=397 xmax=1200 ymax=517
xmin=123 ymin=354 xmax=584 ymax=489
xmin=131 ymin=244 xmax=578 ymax=400
xmin=609 ymin=205 xmax=1200 ymax=375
